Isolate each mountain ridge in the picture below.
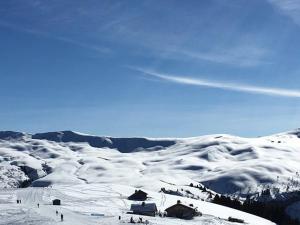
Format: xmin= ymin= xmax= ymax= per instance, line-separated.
xmin=1 ymin=128 xmax=300 ymax=194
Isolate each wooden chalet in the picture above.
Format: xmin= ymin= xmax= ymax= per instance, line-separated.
xmin=128 ymin=190 xmax=148 ymax=201
xmin=165 ymin=200 xmax=197 ymax=219
xmin=130 ymin=202 xmax=157 ymax=216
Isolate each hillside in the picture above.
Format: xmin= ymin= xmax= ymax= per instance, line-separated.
xmin=1 ymin=130 xmax=300 ymax=195
xmin=1 ymin=129 xmax=300 ymax=224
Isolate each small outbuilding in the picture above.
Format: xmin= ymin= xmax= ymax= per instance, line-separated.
xmin=165 ymin=200 xmax=198 ymax=219
xmin=52 ymin=199 xmax=61 ymax=205
xmin=130 ymin=202 xmax=157 ymax=217
xmin=128 ymin=190 xmax=148 ymax=201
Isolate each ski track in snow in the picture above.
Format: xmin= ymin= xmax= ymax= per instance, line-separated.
xmin=0 ymin=185 xmax=274 ymax=225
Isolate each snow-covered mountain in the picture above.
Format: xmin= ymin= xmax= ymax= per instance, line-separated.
xmin=1 ymin=129 xmax=300 ymax=224
xmin=1 ymin=130 xmax=300 ymax=194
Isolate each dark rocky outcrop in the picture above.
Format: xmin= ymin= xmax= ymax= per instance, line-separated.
xmin=0 ymin=131 xmax=25 ymax=140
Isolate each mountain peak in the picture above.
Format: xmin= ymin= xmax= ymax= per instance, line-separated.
xmin=0 ymin=131 xmax=27 ymax=140
xmin=31 ymin=130 xmax=176 ymax=153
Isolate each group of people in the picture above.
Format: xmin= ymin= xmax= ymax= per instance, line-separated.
xmin=16 ymin=196 xmax=65 ymax=222
xmin=56 ymin=210 xmax=64 ymax=221
xmin=129 ymin=216 xmax=149 ymax=224
xmin=36 ymin=202 xmax=64 ymax=222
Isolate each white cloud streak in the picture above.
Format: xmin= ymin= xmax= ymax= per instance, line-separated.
xmin=168 ymin=46 xmax=270 ymax=67
xmin=268 ymin=0 xmax=300 ymax=25
xmin=135 ymin=68 xmax=300 ymax=98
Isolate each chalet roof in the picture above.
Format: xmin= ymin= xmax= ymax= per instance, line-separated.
xmin=130 ymin=203 xmax=157 ymax=212
xmin=132 ymin=190 xmax=147 ymax=195
xmin=128 ymin=190 xmax=148 ymax=198
xmin=165 ymin=203 xmax=195 ymax=212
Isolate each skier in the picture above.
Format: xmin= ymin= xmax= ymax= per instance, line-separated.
xmin=61 ymin=213 xmax=64 ymax=222
xmin=130 ymin=216 xmax=134 ymax=223
xmin=37 ymin=203 xmax=39 ymax=208
xmin=56 ymin=210 xmax=58 ymax=216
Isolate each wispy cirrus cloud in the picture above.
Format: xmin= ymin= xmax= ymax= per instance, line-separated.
xmin=167 ymin=45 xmax=270 ymax=67
xmin=268 ymin=0 xmax=300 ymax=25
xmin=0 ymin=1 xmax=270 ymax=68
xmin=133 ymin=68 xmax=300 ymax=98
xmin=0 ymin=20 xmax=111 ymax=54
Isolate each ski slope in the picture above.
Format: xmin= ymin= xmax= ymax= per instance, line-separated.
xmin=0 ymin=184 xmax=274 ymax=225
xmin=1 ymin=129 xmax=300 ymax=224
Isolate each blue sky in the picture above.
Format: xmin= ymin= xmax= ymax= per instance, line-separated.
xmin=1 ymin=0 xmax=300 ymax=137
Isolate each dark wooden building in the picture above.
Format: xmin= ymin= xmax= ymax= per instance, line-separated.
xmin=130 ymin=202 xmax=157 ymax=217
xmin=165 ymin=201 xmax=197 ymax=219
xmin=52 ymin=199 xmax=61 ymax=205
xmin=128 ymin=190 xmax=148 ymax=201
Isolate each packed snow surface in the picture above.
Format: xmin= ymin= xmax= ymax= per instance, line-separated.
xmin=0 ymin=184 xmax=274 ymax=225
xmin=1 ymin=129 xmax=299 ymax=224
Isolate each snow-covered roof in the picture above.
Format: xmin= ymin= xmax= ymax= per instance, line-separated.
xmin=130 ymin=203 xmax=157 ymax=212
xmin=165 ymin=203 xmax=195 ymax=212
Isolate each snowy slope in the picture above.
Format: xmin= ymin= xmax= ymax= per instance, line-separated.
xmin=1 ymin=129 xmax=300 ymax=224
xmin=0 ymin=184 xmax=274 ymax=225
xmin=1 ymin=130 xmax=300 ymax=194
